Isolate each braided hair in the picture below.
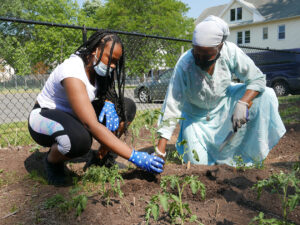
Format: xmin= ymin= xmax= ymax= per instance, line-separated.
xmin=75 ymin=30 xmax=127 ymax=125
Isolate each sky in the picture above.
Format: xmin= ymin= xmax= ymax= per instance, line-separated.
xmin=76 ymin=0 xmax=230 ymax=19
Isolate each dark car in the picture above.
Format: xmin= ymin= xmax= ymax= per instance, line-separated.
xmin=134 ymin=68 xmax=174 ymax=103
xmin=247 ymin=50 xmax=300 ymax=96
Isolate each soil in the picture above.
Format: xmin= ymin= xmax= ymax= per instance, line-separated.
xmin=0 ymin=122 xmax=299 ymax=225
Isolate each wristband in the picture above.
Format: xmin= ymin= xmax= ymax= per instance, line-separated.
xmin=155 ymin=147 xmax=166 ymax=157
xmin=238 ymin=100 xmax=249 ymax=106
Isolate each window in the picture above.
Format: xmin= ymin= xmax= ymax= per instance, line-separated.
xmin=237 ymin=7 xmax=242 ymax=20
xmin=230 ymin=9 xmax=235 ymax=21
xmin=237 ymin=32 xmax=243 ymax=44
xmin=278 ymin=25 xmax=285 ymax=39
xmin=237 ymin=31 xmax=250 ymax=44
xmin=245 ymin=30 xmax=250 ymax=43
xmin=231 ymin=7 xmax=242 ymax=21
xmin=263 ymin=27 xmax=268 ymax=39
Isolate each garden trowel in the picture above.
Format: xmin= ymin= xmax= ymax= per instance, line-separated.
xmin=219 ymin=130 xmax=236 ymax=152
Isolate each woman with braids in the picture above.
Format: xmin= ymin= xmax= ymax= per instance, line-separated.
xmin=28 ymin=31 xmax=164 ymax=185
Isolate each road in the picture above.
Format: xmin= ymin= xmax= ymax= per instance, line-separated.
xmin=0 ymin=89 xmax=162 ymax=124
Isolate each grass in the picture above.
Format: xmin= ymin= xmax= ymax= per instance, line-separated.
xmin=27 ymin=170 xmax=48 ymax=185
xmin=0 ymin=170 xmax=20 ymax=187
xmin=278 ymin=95 xmax=300 ymax=124
xmin=0 ymin=121 xmax=34 ymax=147
xmin=278 ymin=95 xmax=300 ymax=104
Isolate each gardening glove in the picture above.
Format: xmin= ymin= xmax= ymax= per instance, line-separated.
xmin=232 ymin=100 xmax=249 ymax=132
xmin=99 ymin=101 xmax=119 ymax=132
xmin=128 ymin=149 xmax=165 ymax=174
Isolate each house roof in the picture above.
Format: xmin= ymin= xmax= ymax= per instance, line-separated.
xmin=195 ymin=0 xmax=300 ymax=24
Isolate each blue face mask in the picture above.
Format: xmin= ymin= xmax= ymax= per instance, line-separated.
xmin=93 ymin=49 xmax=114 ymax=77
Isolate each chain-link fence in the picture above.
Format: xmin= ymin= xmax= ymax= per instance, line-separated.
xmin=0 ymin=17 xmax=299 ymax=147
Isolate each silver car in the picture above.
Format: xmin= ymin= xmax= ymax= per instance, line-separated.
xmin=134 ymin=68 xmax=174 ymax=103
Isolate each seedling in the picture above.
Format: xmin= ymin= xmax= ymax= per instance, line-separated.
xmin=252 ymin=164 xmax=300 ymax=224
xmin=167 ymin=140 xmax=199 ymax=165
xmin=145 ymin=175 xmax=205 ymax=225
xmin=249 ymin=212 xmax=293 ymax=225
xmin=82 ymin=165 xmax=124 ymax=205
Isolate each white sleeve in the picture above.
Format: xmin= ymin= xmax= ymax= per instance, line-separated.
xmin=56 ymin=55 xmax=86 ymax=84
xmin=228 ymin=43 xmax=266 ymax=92
xmin=157 ymin=63 xmax=186 ymax=140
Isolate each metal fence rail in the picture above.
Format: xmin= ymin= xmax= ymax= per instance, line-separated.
xmin=0 ymin=17 xmax=299 ymax=147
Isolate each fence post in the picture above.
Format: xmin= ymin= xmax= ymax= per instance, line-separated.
xmin=82 ymin=25 xmax=87 ymax=44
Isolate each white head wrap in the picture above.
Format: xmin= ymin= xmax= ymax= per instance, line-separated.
xmin=192 ymin=15 xmax=230 ymax=47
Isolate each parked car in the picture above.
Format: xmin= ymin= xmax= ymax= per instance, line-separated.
xmin=247 ymin=50 xmax=300 ymax=96
xmin=134 ymin=68 xmax=174 ymax=103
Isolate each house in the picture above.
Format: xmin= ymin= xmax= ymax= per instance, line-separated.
xmin=0 ymin=59 xmax=15 ymax=82
xmin=195 ymin=0 xmax=300 ymax=51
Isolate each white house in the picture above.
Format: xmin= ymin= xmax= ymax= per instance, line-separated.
xmin=0 ymin=59 xmax=15 ymax=82
xmin=195 ymin=0 xmax=300 ymax=51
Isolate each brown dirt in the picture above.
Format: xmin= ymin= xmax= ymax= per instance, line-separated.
xmin=0 ymin=123 xmax=299 ymax=225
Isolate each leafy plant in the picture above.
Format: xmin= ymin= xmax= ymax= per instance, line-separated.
xmin=145 ymin=175 xmax=205 ymax=225
xmin=82 ymin=165 xmax=124 ymax=205
xmin=167 ymin=140 xmax=199 ymax=165
xmin=44 ymin=193 xmax=87 ymax=217
xmin=249 ymin=212 xmax=289 ymax=225
xmin=252 ymin=165 xmax=300 ymax=223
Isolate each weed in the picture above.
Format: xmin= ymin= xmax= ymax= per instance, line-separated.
xmin=27 ymin=170 xmax=48 ymax=184
xmin=10 ymin=204 xmax=18 ymax=213
xmin=252 ymin=165 xmax=300 ymax=223
xmin=44 ymin=194 xmax=66 ymax=209
xmin=145 ymin=175 xmax=205 ymax=225
xmin=29 ymin=145 xmax=40 ymax=153
xmin=44 ymin=193 xmax=87 ymax=217
xmin=72 ymin=194 xmax=88 ymax=217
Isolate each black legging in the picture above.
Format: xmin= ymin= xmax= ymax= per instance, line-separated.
xmin=28 ymin=97 xmax=136 ymax=158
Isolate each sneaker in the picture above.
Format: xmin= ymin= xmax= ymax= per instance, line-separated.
xmin=83 ymin=150 xmax=117 ymax=171
xmin=44 ymin=153 xmax=66 ymax=186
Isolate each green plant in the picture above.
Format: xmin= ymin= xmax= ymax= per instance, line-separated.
xmin=44 ymin=193 xmax=87 ymax=217
xmin=82 ymin=165 xmax=124 ymax=205
xmin=145 ymin=175 xmax=205 ymax=225
xmin=166 ymin=140 xmax=199 ymax=165
xmin=44 ymin=194 xmax=66 ymax=209
xmin=252 ymin=165 xmax=300 ymax=224
xmin=249 ymin=212 xmax=289 ymax=225
xmin=29 ymin=145 xmax=40 ymax=153
xmin=27 ymin=170 xmax=48 ymax=184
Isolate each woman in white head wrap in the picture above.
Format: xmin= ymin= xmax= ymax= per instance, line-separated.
xmin=155 ymin=15 xmax=285 ymax=166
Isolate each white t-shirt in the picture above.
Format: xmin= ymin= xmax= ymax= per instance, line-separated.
xmin=37 ymin=54 xmax=97 ymax=115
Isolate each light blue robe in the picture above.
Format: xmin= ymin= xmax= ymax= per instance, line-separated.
xmin=157 ymin=41 xmax=286 ymax=166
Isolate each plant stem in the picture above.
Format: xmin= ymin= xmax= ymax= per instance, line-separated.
xmin=177 ymin=182 xmax=184 ymax=225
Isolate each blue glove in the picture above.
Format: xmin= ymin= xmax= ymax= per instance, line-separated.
xmin=99 ymin=101 xmax=119 ymax=132
xmin=128 ymin=149 xmax=165 ymax=174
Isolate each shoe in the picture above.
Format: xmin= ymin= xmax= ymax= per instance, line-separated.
xmin=83 ymin=150 xmax=117 ymax=171
xmin=44 ymin=153 xmax=66 ymax=186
